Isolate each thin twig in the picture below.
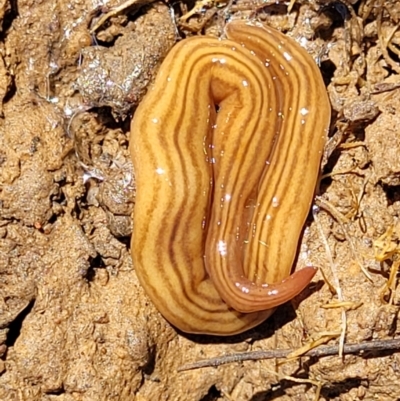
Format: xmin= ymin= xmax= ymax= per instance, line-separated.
xmin=312 ymin=204 xmax=347 ymax=358
xmin=315 ymin=197 xmax=372 ymax=281
xmin=178 ymin=338 xmax=400 ymax=371
xmin=90 ymin=0 xmax=155 ymax=33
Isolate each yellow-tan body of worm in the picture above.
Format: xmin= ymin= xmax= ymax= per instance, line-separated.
xmin=130 ymin=20 xmax=331 ymax=335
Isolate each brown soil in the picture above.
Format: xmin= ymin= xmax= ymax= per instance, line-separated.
xmin=1 ymin=0 xmax=400 ymax=400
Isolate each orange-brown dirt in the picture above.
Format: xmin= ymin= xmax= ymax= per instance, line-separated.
xmin=1 ymin=0 xmax=400 ymax=400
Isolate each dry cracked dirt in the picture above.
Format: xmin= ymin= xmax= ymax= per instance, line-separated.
xmin=1 ymin=0 xmax=400 ymax=400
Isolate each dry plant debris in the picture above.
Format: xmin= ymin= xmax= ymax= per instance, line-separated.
xmin=1 ymin=0 xmax=400 ymax=400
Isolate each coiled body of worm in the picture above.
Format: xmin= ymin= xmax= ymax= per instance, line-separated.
xmin=130 ymin=20 xmax=331 ymax=335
